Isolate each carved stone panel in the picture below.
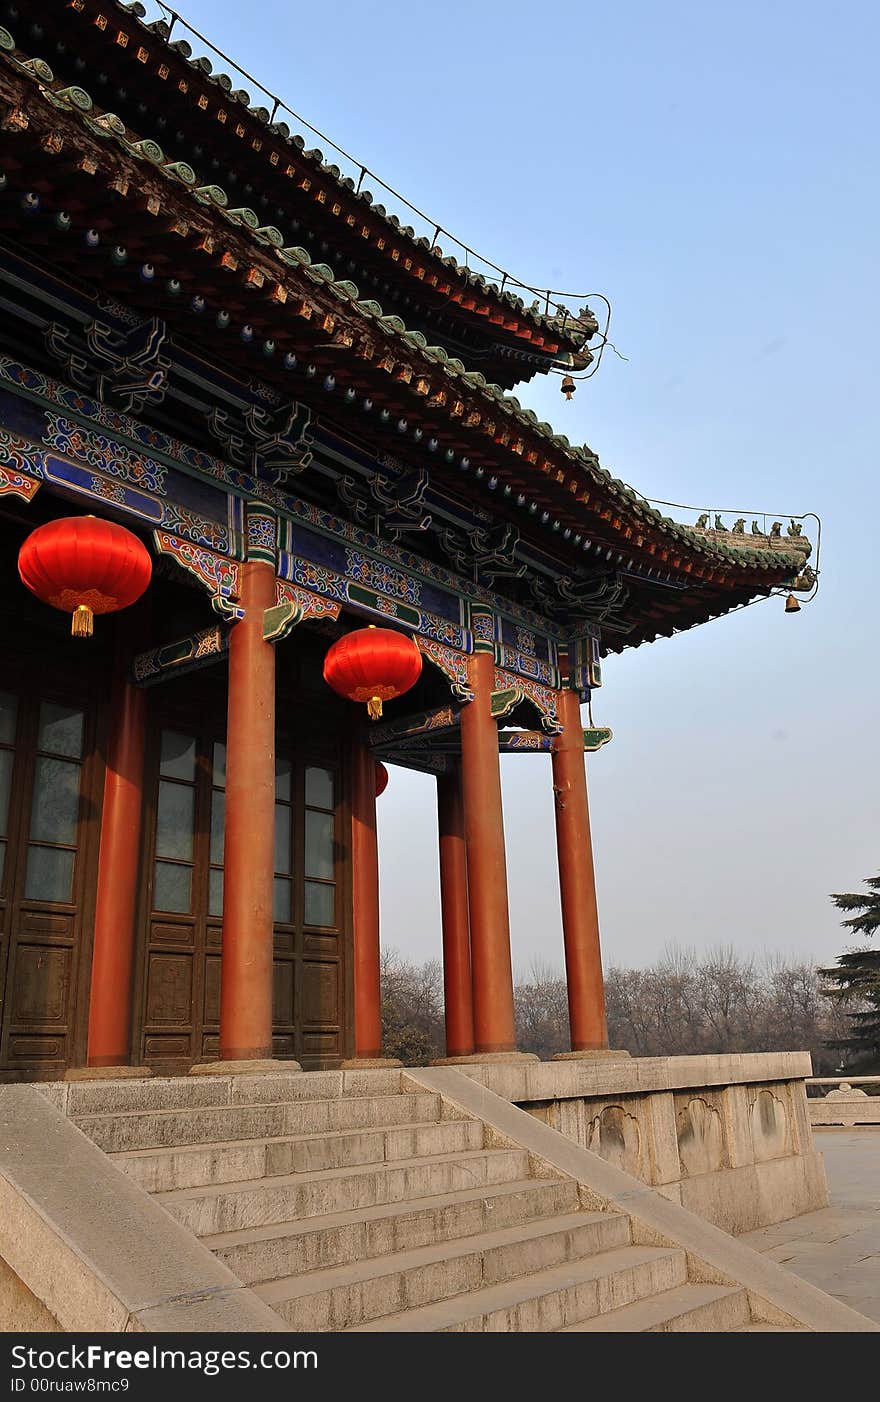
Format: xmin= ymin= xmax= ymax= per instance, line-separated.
xmin=676 ymin=1096 xmax=725 ymax=1177
xmin=750 ymin=1088 xmax=789 ymax=1161
xmin=586 ymin=1103 xmax=642 ymax=1177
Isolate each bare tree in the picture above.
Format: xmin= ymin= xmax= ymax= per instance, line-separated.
xmin=514 ymin=961 xmax=569 ymax=1059
xmin=697 ymin=946 xmax=760 ymax=1051
xmin=380 ymin=948 xmax=445 ymax=1063
xmin=380 ymin=945 xmax=851 ymax=1068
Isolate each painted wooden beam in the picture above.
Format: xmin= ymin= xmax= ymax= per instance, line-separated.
xmin=131 ymin=624 xmax=227 ymax=687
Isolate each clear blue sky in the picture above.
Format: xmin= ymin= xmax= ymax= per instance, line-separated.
xmin=156 ymin=0 xmax=879 ymax=970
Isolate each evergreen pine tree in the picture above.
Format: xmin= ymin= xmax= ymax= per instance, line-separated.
xmin=821 ymin=876 xmax=880 ymax=1059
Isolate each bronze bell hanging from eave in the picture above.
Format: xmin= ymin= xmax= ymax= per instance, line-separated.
xmin=785 ymin=593 xmax=801 ymax=613
xmin=561 ymin=374 xmax=576 ymax=401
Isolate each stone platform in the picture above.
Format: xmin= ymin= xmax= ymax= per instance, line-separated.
xmin=2 ymin=1055 xmax=869 ymax=1333
xmin=447 ymin=1051 xmax=827 ymax=1235
xmin=742 ymin=1128 xmax=880 ymax=1322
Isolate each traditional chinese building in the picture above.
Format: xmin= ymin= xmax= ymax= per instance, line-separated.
xmin=0 ymin=2 xmax=812 ymax=1081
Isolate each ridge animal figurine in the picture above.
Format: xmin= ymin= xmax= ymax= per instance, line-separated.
xmin=751 ymin=520 xmax=763 ymax=534
xmin=714 ymin=514 xmax=728 ymax=531
xmin=787 ymin=519 xmax=803 ymax=537
xmin=732 ymin=518 xmax=746 ymax=533
xmin=770 ymin=521 xmax=782 ymax=538
xmin=695 ymin=512 xmax=709 ymax=529
xmin=792 ymin=565 xmax=816 ymax=589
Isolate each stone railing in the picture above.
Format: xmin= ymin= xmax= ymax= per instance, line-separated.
xmin=449 ymin=1052 xmax=827 ymax=1237
xmin=806 ymin=1077 xmax=880 ymax=1126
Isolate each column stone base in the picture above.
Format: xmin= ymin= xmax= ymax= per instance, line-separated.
xmin=431 ymin=1051 xmax=540 ymax=1066
xmin=340 ymin=1057 xmax=403 ymax=1069
xmin=65 ymin=1066 xmax=153 ymax=1081
xmin=552 ymin=1049 xmax=632 ymax=1062
xmin=190 ymin=1058 xmax=302 ymax=1076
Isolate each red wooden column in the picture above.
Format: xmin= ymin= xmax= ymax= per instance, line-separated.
xmin=87 ymin=629 xmax=147 ymax=1068
xmin=350 ymin=738 xmax=383 ymax=1059
xmin=459 ymin=644 xmax=517 ymax=1054
xmin=551 ymin=687 xmax=609 ymax=1051
xmin=436 ymin=760 xmax=474 ymax=1057
xmin=219 ymin=559 xmax=277 ymax=1061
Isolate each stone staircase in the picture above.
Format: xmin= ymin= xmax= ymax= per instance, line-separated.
xmin=67 ymin=1069 xmax=801 ymax=1333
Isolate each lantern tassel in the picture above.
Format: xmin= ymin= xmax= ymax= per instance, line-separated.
xmin=71 ymin=604 xmax=94 ymax=639
xmin=367 ymin=696 xmax=383 ymax=720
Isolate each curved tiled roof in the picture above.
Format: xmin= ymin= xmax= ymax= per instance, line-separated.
xmin=55 ymin=0 xmax=598 ymax=356
xmin=0 ymin=25 xmax=810 ymax=592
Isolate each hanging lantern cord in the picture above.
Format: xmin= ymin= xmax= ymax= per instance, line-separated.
xmin=71 ymin=604 xmax=94 ymax=639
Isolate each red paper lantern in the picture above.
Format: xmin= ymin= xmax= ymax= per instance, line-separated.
xmin=18 ymin=515 xmax=152 ymax=638
xmin=375 ymin=761 xmax=389 ymax=797
xmin=323 ymin=625 xmax=422 ymax=719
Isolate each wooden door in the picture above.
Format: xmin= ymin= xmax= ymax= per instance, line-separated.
xmin=137 ymin=724 xmax=224 ymax=1069
xmin=272 ymin=731 xmax=348 ymax=1067
xmin=136 ymin=712 xmax=349 ymax=1071
xmin=0 ymin=685 xmax=100 ymax=1078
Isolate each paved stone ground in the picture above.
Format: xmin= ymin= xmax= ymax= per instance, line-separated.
xmin=741 ymin=1128 xmax=880 ymax=1321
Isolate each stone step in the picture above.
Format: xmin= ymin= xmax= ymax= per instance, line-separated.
xmin=256 ymin=1211 xmax=632 ymax=1330
xmin=112 ymin=1119 xmax=484 ymax=1193
xmin=347 ymin=1243 xmax=687 ymax=1332
xmin=74 ymin=1092 xmax=442 ymax=1153
xmin=158 ymin=1148 xmax=533 ymax=1236
xmin=558 ymin=1281 xmax=750 ymax=1332
xmin=65 ymin=1068 xmax=407 ymax=1117
xmin=205 ymin=1178 xmax=585 ymax=1285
